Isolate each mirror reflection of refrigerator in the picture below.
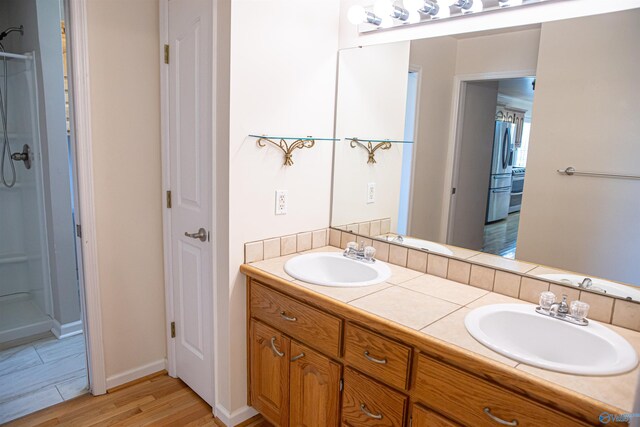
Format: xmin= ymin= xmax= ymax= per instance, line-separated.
xmin=486 ymin=121 xmax=516 ymax=223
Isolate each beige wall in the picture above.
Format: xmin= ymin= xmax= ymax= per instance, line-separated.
xmin=225 ymin=0 xmax=340 ymax=417
xmin=408 ymin=37 xmax=457 ymax=242
xmin=331 ymin=42 xmax=410 ymax=231
xmin=86 ymin=0 xmax=166 ymax=382
xmin=517 ymin=10 xmax=640 ymax=286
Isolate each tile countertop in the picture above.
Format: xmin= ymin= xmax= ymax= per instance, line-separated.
xmin=247 ymin=245 xmax=640 ymax=413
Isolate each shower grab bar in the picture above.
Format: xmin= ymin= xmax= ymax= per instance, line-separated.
xmin=556 ymin=167 xmax=640 ymax=181
xmin=0 ymin=51 xmax=31 ymax=60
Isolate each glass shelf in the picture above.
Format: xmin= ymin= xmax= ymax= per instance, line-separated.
xmin=249 ymin=134 xmax=338 ymax=141
xmin=345 ymin=137 xmax=413 ymax=144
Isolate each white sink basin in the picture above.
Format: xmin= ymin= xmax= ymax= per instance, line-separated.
xmin=284 ymin=252 xmax=391 ymax=287
xmin=465 ymin=304 xmax=638 ymax=375
xmin=536 ymin=273 xmax=640 ymax=302
xmin=377 ymin=235 xmax=454 ymax=256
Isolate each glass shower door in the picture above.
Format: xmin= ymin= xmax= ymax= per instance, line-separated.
xmin=0 ymin=52 xmax=52 ymax=343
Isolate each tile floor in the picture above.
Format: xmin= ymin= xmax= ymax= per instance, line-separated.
xmin=0 ymin=333 xmax=88 ymax=424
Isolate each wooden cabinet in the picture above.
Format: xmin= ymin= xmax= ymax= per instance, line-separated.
xmin=411 ymin=404 xmax=459 ymax=427
xmin=341 ymin=367 xmax=407 ymax=427
xmin=344 ymin=322 xmax=411 ymax=390
xmin=414 ymin=355 xmax=590 ymax=427
xmin=290 ymin=341 xmax=341 ymax=427
xmin=245 ymin=274 xmax=613 ymax=427
xmin=249 ymin=320 xmax=290 ymax=427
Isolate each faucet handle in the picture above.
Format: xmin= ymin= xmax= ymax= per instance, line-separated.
xmin=345 ymin=241 xmax=358 ymax=252
xmin=363 ymin=246 xmax=376 ymax=262
xmin=539 ymin=291 xmax=556 ymax=310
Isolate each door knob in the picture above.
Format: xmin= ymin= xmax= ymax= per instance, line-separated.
xmin=184 ymin=228 xmax=207 ymax=242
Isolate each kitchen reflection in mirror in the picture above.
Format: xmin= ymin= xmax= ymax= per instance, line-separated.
xmin=330 ymin=9 xmax=640 ymax=300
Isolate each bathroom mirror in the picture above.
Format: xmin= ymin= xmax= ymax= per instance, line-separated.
xmin=330 ymin=9 xmax=640 ymax=301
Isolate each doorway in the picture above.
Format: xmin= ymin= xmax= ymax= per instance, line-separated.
xmin=0 ymin=0 xmax=88 ymax=422
xmin=448 ymin=76 xmax=535 ymax=258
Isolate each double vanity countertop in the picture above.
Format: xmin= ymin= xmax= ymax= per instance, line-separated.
xmin=244 ymin=245 xmax=640 ymax=414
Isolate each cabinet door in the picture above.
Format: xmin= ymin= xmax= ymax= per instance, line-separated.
xmin=412 ymin=404 xmax=459 ymax=427
xmin=289 ymin=340 xmax=341 ymax=427
xmin=250 ymin=320 xmax=290 ymax=427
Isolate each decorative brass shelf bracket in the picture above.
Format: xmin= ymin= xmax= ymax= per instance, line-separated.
xmin=250 ymin=134 xmax=338 ymax=166
xmin=348 ymin=138 xmax=392 ymax=164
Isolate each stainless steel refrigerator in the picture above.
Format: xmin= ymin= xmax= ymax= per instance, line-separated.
xmin=486 ymin=121 xmax=516 ymax=223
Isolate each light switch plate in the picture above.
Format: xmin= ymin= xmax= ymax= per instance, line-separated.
xmin=367 ymin=182 xmax=376 ymax=204
xmin=275 ymin=190 xmax=288 ymax=215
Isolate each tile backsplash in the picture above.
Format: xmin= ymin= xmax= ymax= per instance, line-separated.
xmin=244 ymin=227 xmax=640 ymax=332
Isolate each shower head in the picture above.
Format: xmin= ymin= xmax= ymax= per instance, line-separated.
xmin=0 ymin=25 xmax=24 ymax=41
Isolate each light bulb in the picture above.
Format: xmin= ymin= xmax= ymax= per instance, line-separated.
xmin=374 ymin=0 xmax=394 ymax=17
xmin=407 ymin=10 xmax=421 ymax=23
xmin=379 ymin=15 xmax=395 ymax=28
xmin=404 ymin=0 xmax=425 ymax=12
xmin=348 ymin=5 xmax=367 ymax=24
xmin=434 ymin=4 xmax=450 ymax=18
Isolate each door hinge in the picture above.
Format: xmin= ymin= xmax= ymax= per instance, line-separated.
xmin=170 ymin=321 xmax=176 ymax=338
xmin=452 ymin=187 xmax=457 ymax=195
xmin=166 ymin=190 xmax=172 ymax=208
xmin=76 ymin=224 xmax=82 ymax=238
xmin=164 ymin=44 xmax=170 ymax=64
xmin=339 ymin=379 xmax=343 ymax=392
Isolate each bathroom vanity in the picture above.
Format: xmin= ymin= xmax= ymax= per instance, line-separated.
xmin=241 ymin=255 xmax=637 ymax=427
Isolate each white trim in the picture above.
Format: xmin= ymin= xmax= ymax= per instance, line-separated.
xmin=441 ymin=69 xmax=536 ymax=244
xmin=105 ymin=359 xmax=167 ymax=390
xmin=406 ymin=64 xmax=422 ymax=236
xmin=51 ymin=320 xmax=83 ymax=339
xmin=214 ymin=404 xmax=258 ymax=427
xmin=66 ymin=0 xmax=107 ymax=395
xmin=159 ymin=0 xmax=176 ymax=379
xmin=0 ymin=319 xmax=53 ymax=344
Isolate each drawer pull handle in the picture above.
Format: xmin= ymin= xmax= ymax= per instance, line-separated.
xmin=364 ymin=351 xmax=387 ymax=364
xmin=280 ymin=311 xmax=297 ymax=322
xmin=483 ymin=408 xmax=518 ymax=426
xmin=290 ymin=352 xmax=305 ymax=362
xmin=270 ymin=337 xmax=284 ymax=357
xmin=360 ymin=403 xmax=383 ymax=420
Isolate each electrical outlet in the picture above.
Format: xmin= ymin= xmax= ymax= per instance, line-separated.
xmin=275 ymin=190 xmax=288 ymax=215
xmin=367 ymin=182 xmax=376 ymax=204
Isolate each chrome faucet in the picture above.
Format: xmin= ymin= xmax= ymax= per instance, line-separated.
xmin=536 ymin=293 xmax=589 ymax=326
xmin=548 ymin=295 xmax=569 ymax=317
xmin=578 ymin=278 xmax=593 ymax=289
xmin=343 ymin=241 xmax=376 ymax=263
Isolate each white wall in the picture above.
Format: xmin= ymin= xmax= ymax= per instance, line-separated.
xmin=224 ymin=0 xmax=340 ymax=419
xmin=338 ymin=0 xmax=640 ymax=49
xmin=86 ymin=0 xmax=167 ymax=383
xmin=331 ymin=42 xmax=410 ymax=231
xmin=407 ymin=36 xmax=457 ymax=241
xmin=517 ymin=9 xmax=640 ymax=286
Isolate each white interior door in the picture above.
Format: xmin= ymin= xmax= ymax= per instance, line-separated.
xmin=168 ymin=0 xmax=213 ymax=406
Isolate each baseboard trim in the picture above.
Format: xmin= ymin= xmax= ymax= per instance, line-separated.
xmin=214 ymin=404 xmax=258 ymax=426
xmin=51 ymin=319 xmax=84 ymax=339
xmin=105 ymin=359 xmax=167 ymax=390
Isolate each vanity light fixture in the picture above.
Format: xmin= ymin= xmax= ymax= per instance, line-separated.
xmin=347 ymin=5 xmax=383 ymax=26
xmin=451 ymin=0 xmax=484 ymax=14
xmin=374 ymin=0 xmax=420 ymax=24
xmin=499 ymin=0 xmax=523 ymax=6
xmin=405 ymin=0 xmax=451 ymax=19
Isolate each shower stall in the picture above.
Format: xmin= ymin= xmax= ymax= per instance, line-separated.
xmin=0 ymin=50 xmax=54 ymax=343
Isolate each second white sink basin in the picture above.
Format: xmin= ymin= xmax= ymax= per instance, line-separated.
xmin=465 ymin=304 xmax=638 ymax=375
xmin=536 ymin=273 xmax=640 ymax=302
xmin=284 ymin=252 xmax=391 ymax=287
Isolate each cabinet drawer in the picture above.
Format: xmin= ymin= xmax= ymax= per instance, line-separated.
xmin=414 ymin=355 xmax=589 ymax=427
xmin=251 ymin=282 xmax=342 ymax=357
xmin=412 ymin=404 xmax=459 ymax=427
xmin=344 ymin=323 xmax=411 ymax=390
xmin=342 ymin=368 xmax=407 ymax=427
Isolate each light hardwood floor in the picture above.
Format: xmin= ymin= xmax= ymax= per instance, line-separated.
xmin=5 ymin=374 xmax=270 ymax=427
xmin=482 ymin=212 xmax=520 ymax=259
